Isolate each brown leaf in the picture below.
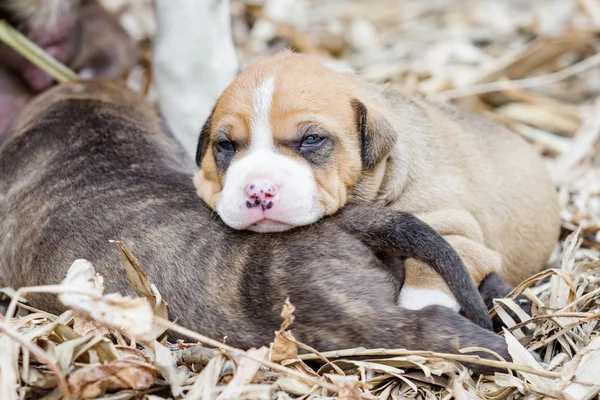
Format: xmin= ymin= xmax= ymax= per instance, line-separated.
xmin=271 ymin=330 xmax=298 ymax=364
xmin=115 ymin=345 xmax=152 ymax=363
xmin=112 ymin=241 xmax=169 ymax=339
xmin=279 ymin=297 xmax=296 ymax=331
xmin=270 ymin=299 xmax=298 ymax=363
xmin=67 ymin=360 xmax=159 ymax=399
xmin=327 ymin=374 xmax=361 ymax=400
xmin=57 ymin=259 xmax=154 ymax=340
xmin=72 ymin=317 xmax=110 ymax=337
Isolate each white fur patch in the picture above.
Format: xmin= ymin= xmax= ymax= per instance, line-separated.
xmin=398 ymin=287 xmax=461 ymax=312
xmin=215 ymin=149 xmax=323 ymax=232
xmin=250 ymin=77 xmax=276 ymax=150
xmin=152 ymin=0 xmax=239 ymax=157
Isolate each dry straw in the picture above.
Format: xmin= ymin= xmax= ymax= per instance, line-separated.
xmin=0 ymin=232 xmax=599 ymax=399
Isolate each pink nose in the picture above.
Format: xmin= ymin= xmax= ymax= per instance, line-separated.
xmin=245 ymin=182 xmax=279 ymax=210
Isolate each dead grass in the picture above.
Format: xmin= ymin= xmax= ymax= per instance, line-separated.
xmin=1 ymin=0 xmax=599 ymax=398
xmin=0 ymin=233 xmax=599 ymax=399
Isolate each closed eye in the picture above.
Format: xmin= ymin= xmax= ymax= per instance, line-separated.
xmin=216 ymin=139 xmax=236 ymax=152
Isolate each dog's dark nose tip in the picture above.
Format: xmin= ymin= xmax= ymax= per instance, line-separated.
xmin=244 ymin=182 xmax=278 ymax=210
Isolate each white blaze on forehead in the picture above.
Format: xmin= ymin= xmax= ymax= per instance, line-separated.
xmin=250 ymin=76 xmax=276 ymax=150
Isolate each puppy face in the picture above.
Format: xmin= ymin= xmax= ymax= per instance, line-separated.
xmin=195 ymin=51 xmax=396 ymax=232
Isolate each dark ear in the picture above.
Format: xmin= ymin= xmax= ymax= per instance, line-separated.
xmin=352 ymin=99 xmax=396 ymax=169
xmin=196 ymin=107 xmax=215 ymax=166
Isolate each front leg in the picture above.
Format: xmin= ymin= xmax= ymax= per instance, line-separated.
xmin=399 ymin=209 xmax=502 ymax=311
xmin=152 ymin=0 xmax=239 ymax=157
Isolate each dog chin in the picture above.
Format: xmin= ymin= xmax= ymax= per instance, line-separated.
xmin=245 ymin=219 xmax=296 ymax=233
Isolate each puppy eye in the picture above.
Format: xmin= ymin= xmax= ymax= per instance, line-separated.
xmin=216 ymin=139 xmax=235 ymax=152
xmin=301 ymin=134 xmax=324 ymax=147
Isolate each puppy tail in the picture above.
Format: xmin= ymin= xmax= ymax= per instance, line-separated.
xmin=334 ymin=205 xmax=493 ymax=331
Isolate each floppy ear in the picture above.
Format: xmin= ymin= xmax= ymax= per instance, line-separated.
xmin=352 ymin=99 xmax=397 ymax=169
xmin=195 ymin=107 xmax=215 ymax=166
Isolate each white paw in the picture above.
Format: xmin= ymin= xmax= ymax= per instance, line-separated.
xmin=398 ymin=286 xmax=461 ymax=312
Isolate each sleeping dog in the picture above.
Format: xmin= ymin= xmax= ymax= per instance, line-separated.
xmin=0 ymin=80 xmax=512 ymax=370
xmin=194 ymin=50 xmax=561 ymax=313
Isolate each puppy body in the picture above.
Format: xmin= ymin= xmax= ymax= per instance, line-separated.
xmin=0 ymin=80 xmax=508 ymax=371
xmin=195 ymin=51 xmax=561 ymax=311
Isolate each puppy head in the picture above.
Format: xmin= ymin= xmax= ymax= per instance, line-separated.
xmin=195 ymin=51 xmax=396 ymax=232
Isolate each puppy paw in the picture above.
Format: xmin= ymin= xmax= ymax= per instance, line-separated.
xmin=398 ymin=287 xmax=460 ymax=312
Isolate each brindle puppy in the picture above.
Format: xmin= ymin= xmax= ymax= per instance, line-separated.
xmin=0 ymin=80 xmax=511 ymax=373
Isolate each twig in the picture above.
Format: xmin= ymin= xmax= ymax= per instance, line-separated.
xmin=0 ymin=20 xmax=77 ymax=83
xmin=152 ymin=317 xmax=342 ymax=393
xmin=559 ymin=287 xmax=600 ymax=313
xmin=506 ymin=312 xmax=599 ymax=333
xmin=297 ymin=348 xmax=600 ymax=386
xmin=282 ymin=331 xmax=346 ymax=376
xmin=434 ymin=52 xmax=600 ymax=101
xmin=0 ymin=323 xmax=72 ymax=400
xmin=528 ymin=314 xmax=600 ymax=352
xmin=3 ymin=285 xmax=101 ymax=322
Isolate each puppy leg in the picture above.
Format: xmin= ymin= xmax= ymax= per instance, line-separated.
xmin=398 ymin=209 xmax=502 ymax=311
xmin=478 ymin=273 xmax=533 ymax=333
xmin=152 ymin=0 xmax=239 ymax=157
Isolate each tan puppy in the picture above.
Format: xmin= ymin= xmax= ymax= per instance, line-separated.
xmin=194 ymin=50 xmax=561 ymax=312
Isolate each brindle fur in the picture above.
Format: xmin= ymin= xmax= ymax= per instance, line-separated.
xmin=0 ymin=80 xmax=511 ymax=373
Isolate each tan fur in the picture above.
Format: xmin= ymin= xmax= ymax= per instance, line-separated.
xmin=196 ymin=50 xmax=561 ymax=296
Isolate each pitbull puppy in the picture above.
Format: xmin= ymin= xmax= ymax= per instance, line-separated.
xmin=194 ymin=50 xmax=561 ymax=313
xmin=0 ymin=0 xmax=137 ymax=134
xmin=0 ymin=80 xmax=510 ymax=370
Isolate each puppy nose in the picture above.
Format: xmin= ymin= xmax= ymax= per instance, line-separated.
xmin=245 ymin=182 xmax=278 ymax=210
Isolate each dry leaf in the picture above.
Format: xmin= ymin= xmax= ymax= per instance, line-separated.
xmin=274 ymin=377 xmax=312 ymax=396
xmin=560 ymin=337 xmax=600 ymax=400
xmin=271 ymin=331 xmax=298 ymax=364
xmin=0 ymin=334 xmax=20 ymax=400
xmin=57 ymin=259 xmax=154 ymax=340
xmin=67 ymin=360 xmax=159 ymax=398
xmin=112 ymin=241 xmax=169 ymax=339
xmin=217 ymin=347 xmax=269 ymax=400
xmin=270 ymin=299 xmax=299 ymax=363
xmin=152 ymin=341 xmax=188 ymax=397
xmin=183 ymin=352 xmax=226 ymax=400
xmin=73 ymin=317 xmax=110 ymax=337
xmin=279 ymin=298 xmax=295 ymax=332
xmin=504 ymin=328 xmax=560 ymax=396
xmin=21 ymin=367 xmax=58 ymax=389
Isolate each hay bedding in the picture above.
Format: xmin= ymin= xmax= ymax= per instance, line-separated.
xmin=2 ymin=0 xmax=600 ymax=398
